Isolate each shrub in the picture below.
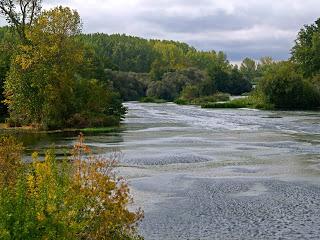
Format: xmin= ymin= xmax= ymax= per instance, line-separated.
xmin=192 ymin=93 xmax=230 ymax=105
xmin=201 ymin=97 xmax=253 ymax=109
xmin=258 ymin=61 xmax=320 ymax=109
xmin=0 ymin=136 xmax=23 ymax=187
xmin=139 ymin=96 xmax=166 ymax=103
xmin=202 ymin=101 xmax=246 ymax=109
xmin=174 ymin=98 xmax=190 ymax=105
xmin=180 ymin=85 xmax=200 ymax=100
xmin=0 ymin=135 xmax=143 ymax=239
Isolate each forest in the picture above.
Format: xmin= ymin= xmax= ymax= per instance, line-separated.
xmin=0 ymin=3 xmax=320 ymax=131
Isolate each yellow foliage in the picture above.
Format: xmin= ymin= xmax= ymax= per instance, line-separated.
xmin=0 ymin=136 xmax=23 ymax=187
xmin=0 ymin=134 xmax=143 ymax=239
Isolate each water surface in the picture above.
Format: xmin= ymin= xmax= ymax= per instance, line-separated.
xmin=4 ymin=102 xmax=320 ymax=239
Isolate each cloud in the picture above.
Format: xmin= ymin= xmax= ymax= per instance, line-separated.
xmin=1 ymin=0 xmax=319 ymax=61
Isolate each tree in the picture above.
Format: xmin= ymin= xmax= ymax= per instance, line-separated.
xmin=4 ymin=6 xmax=84 ymax=129
xmin=0 ymin=0 xmax=42 ymax=42
xmin=147 ymin=68 xmax=210 ymax=101
xmin=291 ymin=18 xmax=320 ymax=77
xmin=240 ymin=57 xmax=257 ymax=83
xmin=67 ymin=78 xmax=126 ymax=128
xmin=150 ymin=41 xmax=188 ymax=80
xmin=228 ymin=67 xmax=252 ymax=95
xmin=104 ymin=69 xmax=147 ymax=101
xmin=258 ymin=61 xmax=320 ymax=109
xmin=186 ymin=50 xmax=217 ymax=70
xmin=0 ymin=27 xmax=17 ymax=118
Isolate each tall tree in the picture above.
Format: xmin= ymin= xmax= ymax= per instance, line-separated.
xmin=291 ymin=18 xmax=320 ymax=77
xmin=4 ymin=6 xmax=84 ymax=128
xmin=240 ymin=57 xmax=257 ymax=83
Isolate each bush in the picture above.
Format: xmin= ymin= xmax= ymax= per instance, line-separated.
xmin=175 ymin=93 xmax=230 ymax=106
xmin=180 ymin=85 xmax=200 ymax=100
xmin=192 ymin=93 xmax=230 ymax=105
xmin=5 ymin=117 xmax=22 ymax=128
xmin=174 ymin=98 xmax=190 ymax=105
xmin=202 ymin=101 xmax=246 ymax=109
xmin=201 ymin=97 xmax=254 ymax=109
xmin=139 ymin=96 xmax=167 ymax=103
xmin=258 ymin=61 xmax=320 ymax=109
xmin=0 ymin=135 xmax=143 ymax=239
xmin=0 ymin=136 xmax=23 ymax=187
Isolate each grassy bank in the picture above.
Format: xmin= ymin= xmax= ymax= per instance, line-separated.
xmin=139 ymin=96 xmax=167 ymax=103
xmin=201 ymin=96 xmax=274 ymax=110
xmin=0 ymin=124 xmax=121 ymax=134
xmin=175 ymin=93 xmax=231 ymax=106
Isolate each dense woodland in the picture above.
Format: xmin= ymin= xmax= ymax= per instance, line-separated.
xmin=0 ymin=4 xmax=320 ymax=130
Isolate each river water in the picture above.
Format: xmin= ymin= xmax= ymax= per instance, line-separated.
xmin=7 ymin=102 xmax=320 ymax=239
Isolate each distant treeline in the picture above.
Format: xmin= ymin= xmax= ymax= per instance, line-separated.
xmin=75 ymin=33 xmax=265 ymax=101
xmin=74 ymin=19 xmax=320 ymax=110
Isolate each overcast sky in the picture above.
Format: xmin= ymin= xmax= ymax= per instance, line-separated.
xmin=1 ymin=0 xmax=319 ymax=62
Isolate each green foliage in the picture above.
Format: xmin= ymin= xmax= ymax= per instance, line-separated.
xmin=240 ymin=57 xmax=257 ymax=83
xmin=104 ymin=70 xmax=148 ymax=101
xmin=4 ymin=7 xmax=84 ymax=129
xmin=208 ymin=65 xmax=252 ymax=95
xmin=77 ymin=33 xmax=156 ymax=73
xmin=192 ymin=93 xmax=230 ymax=105
xmin=3 ymin=7 xmax=126 ymax=130
xmin=200 ymin=95 xmax=274 ymax=109
xmin=201 ymin=97 xmax=252 ymax=109
xmin=68 ymin=78 xmax=127 ymax=128
xmin=186 ymin=50 xmax=218 ymax=70
xmin=174 ymin=98 xmax=189 ymax=105
xmin=180 ymin=85 xmax=201 ymax=100
xmin=176 ymin=92 xmax=230 ymax=106
xmin=292 ymin=18 xmax=320 ymax=77
xmin=80 ymin=127 xmax=119 ymax=133
xmin=258 ymin=61 xmax=320 ymax=109
xmin=139 ymin=96 xmax=167 ymax=103
xmin=147 ymin=68 xmax=211 ymax=101
xmin=0 ymin=27 xmax=18 ymax=118
xmin=0 ymin=136 xmax=23 ymax=187
xmin=0 ymin=135 xmax=143 ymax=239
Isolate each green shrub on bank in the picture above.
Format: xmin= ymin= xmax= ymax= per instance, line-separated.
xmin=174 ymin=98 xmax=190 ymax=105
xmin=175 ymin=93 xmax=230 ymax=106
xmin=201 ymin=96 xmax=273 ymax=109
xmin=139 ymin=96 xmax=167 ymax=103
xmin=192 ymin=93 xmax=230 ymax=105
xmin=201 ymin=100 xmax=247 ymax=109
xmin=257 ymin=61 xmax=320 ymax=110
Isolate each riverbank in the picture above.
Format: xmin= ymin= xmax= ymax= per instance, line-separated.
xmin=0 ymin=123 xmax=121 ymax=134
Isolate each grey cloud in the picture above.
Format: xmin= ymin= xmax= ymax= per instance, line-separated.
xmin=139 ymin=10 xmax=254 ymax=33
xmin=1 ymin=0 xmax=319 ymax=61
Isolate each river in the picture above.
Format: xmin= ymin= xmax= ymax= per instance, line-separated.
xmin=7 ymin=102 xmax=320 ymax=239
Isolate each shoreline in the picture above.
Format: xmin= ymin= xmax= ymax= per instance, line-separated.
xmin=0 ymin=124 xmax=121 ymax=134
